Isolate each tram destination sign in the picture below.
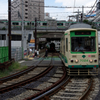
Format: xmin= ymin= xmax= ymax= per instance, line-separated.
xmin=75 ymin=31 xmax=91 ymax=35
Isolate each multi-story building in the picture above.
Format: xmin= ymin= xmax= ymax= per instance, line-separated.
xmin=11 ymin=0 xmax=44 ymax=21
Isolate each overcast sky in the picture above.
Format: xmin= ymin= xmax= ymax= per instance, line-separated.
xmin=0 ymin=0 xmax=97 ymax=20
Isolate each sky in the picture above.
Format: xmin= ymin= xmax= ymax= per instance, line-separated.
xmin=0 ymin=0 xmax=97 ymax=20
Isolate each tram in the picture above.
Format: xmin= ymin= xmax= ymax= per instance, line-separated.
xmin=60 ymin=23 xmax=99 ymax=76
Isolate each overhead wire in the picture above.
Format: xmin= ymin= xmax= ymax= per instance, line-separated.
xmin=11 ymin=2 xmax=93 ymax=9
xmin=1 ymin=0 xmax=97 ymax=21
xmin=86 ymin=0 xmax=98 ymax=16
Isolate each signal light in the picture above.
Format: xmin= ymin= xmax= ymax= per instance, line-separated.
xmin=94 ymin=66 xmax=96 ymax=67
xmin=72 ymin=66 xmax=74 ymax=67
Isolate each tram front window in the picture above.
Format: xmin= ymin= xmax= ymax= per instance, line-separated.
xmin=71 ymin=37 xmax=96 ymax=52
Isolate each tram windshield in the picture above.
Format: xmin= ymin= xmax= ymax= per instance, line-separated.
xmin=71 ymin=37 xmax=96 ymax=52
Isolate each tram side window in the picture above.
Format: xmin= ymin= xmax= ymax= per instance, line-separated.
xmin=63 ymin=37 xmax=65 ymax=54
xmin=71 ymin=37 xmax=76 ymax=52
xmin=12 ymin=22 xmax=19 ymax=25
xmin=66 ymin=38 xmax=68 ymax=51
xmin=43 ymin=23 xmax=47 ymax=26
xmin=57 ymin=23 xmax=63 ymax=26
xmin=32 ymin=23 xmax=34 ymax=25
xmin=0 ymin=35 xmax=6 ymax=40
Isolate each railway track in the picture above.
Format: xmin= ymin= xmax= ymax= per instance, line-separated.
xmin=0 ymin=53 xmax=64 ymax=100
xmin=0 ymin=59 xmax=14 ymax=70
xmin=0 ymin=53 xmax=54 ymax=84
xmin=50 ymin=77 xmax=93 ymax=100
xmin=0 ymin=57 xmax=44 ymax=84
xmin=0 ymin=53 xmax=97 ymax=100
xmin=0 ymin=54 xmax=53 ymax=93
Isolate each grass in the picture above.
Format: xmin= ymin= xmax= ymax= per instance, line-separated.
xmin=0 ymin=62 xmax=28 ymax=78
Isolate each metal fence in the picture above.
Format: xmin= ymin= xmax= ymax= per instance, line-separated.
xmin=11 ymin=47 xmax=22 ymax=61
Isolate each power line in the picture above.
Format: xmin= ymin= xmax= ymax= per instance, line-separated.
xmin=11 ymin=2 xmax=93 ymax=9
xmin=86 ymin=0 xmax=98 ymax=15
xmin=73 ymin=0 xmax=76 ymax=12
xmin=48 ymin=12 xmax=73 ymax=13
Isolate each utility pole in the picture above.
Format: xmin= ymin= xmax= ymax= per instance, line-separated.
xmin=73 ymin=0 xmax=76 ymax=12
xmin=74 ymin=9 xmax=81 ymax=22
xmin=34 ymin=18 xmax=37 ymax=50
xmin=77 ymin=9 xmax=79 ymax=22
xmin=82 ymin=6 xmax=84 ymax=22
xmin=21 ymin=0 xmax=24 ymax=59
xmin=8 ymin=0 xmax=11 ymax=60
xmin=39 ymin=0 xmax=40 ymax=21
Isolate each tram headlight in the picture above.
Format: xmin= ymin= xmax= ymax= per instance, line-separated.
xmin=89 ymin=59 xmax=93 ymax=63
xmin=75 ymin=59 xmax=79 ymax=63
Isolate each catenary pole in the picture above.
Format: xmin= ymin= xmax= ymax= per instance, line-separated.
xmin=8 ymin=0 xmax=11 ymax=60
xmin=34 ymin=17 xmax=37 ymax=50
xmin=82 ymin=6 xmax=84 ymax=22
xmin=21 ymin=0 xmax=24 ymax=59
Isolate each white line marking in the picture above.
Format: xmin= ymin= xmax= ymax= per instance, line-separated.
xmin=18 ymin=60 xmax=25 ymax=63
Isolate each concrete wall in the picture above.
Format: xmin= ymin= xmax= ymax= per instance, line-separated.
xmin=0 ymin=30 xmax=34 ymax=50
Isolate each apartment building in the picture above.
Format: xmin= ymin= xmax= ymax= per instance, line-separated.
xmin=11 ymin=0 xmax=44 ymax=21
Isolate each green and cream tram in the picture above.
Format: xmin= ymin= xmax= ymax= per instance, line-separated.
xmin=60 ymin=23 xmax=99 ymax=76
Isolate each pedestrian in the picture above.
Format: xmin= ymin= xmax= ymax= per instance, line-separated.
xmin=44 ymin=48 xmax=48 ymax=58
xmin=35 ymin=49 xmax=37 ymax=57
xmin=37 ymin=49 xmax=39 ymax=58
xmin=29 ymin=48 xmax=32 ymax=54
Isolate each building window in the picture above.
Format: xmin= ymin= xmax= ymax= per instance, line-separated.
xmin=25 ymin=9 xmax=28 ymax=11
xmin=11 ymin=35 xmax=22 ymax=41
xmin=25 ymin=17 xmax=28 ymax=19
xmin=25 ymin=5 xmax=28 ymax=7
xmin=25 ymin=13 xmax=28 ymax=15
xmin=25 ymin=1 xmax=28 ymax=3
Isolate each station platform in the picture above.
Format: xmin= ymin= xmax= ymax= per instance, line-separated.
xmin=19 ymin=54 xmax=100 ymax=67
xmin=19 ymin=56 xmax=62 ymax=67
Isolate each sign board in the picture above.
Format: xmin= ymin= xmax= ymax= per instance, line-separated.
xmin=39 ymin=38 xmax=46 ymax=41
xmin=28 ymin=43 xmax=35 ymax=47
xmin=30 ymin=39 xmax=35 ymax=43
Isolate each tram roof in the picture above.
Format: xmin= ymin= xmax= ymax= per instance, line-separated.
xmin=68 ymin=23 xmax=91 ymax=29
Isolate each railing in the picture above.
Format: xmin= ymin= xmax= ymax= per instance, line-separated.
xmin=11 ymin=47 xmax=22 ymax=61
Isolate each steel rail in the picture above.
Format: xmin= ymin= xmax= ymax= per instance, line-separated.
xmin=0 ymin=59 xmax=14 ymax=70
xmin=33 ymin=77 xmax=70 ymax=100
xmin=0 ymin=57 xmax=44 ymax=84
xmin=0 ymin=55 xmax=55 ymax=94
xmin=79 ymin=78 xmax=93 ymax=100
xmin=23 ymin=66 xmax=68 ymax=100
xmin=0 ymin=65 xmax=54 ymax=94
